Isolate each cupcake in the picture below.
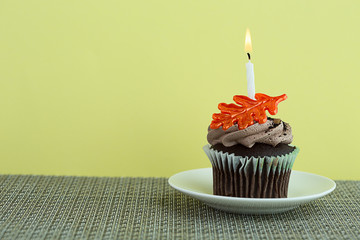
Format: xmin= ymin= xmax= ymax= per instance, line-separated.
xmin=203 ymin=93 xmax=299 ymax=198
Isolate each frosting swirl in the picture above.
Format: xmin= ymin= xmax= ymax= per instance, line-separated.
xmin=207 ymin=118 xmax=293 ymax=148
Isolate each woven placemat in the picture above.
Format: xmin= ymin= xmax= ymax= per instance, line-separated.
xmin=0 ymin=175 xmax=359 ymax=239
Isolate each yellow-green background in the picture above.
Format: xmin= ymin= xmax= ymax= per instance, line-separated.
xmin=0 ymin=0 xmax=359 ymax=179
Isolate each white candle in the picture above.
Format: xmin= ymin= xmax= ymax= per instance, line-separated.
xmin=245 ymin=28 xmax=255 ymax=100
xmin=246 ymin=60 xmax=255 ymax=100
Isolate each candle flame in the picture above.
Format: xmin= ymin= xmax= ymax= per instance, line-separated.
xmin=244 ymin=28 xmax=252 ymax=53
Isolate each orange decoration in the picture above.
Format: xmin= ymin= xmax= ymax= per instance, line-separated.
xmin=210 ymin=93 xmax=287 ymax=130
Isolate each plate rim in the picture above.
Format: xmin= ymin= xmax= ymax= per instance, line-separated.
xmin=168 ymin=168 xmax=336 ymax=202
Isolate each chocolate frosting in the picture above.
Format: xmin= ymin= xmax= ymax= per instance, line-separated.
xmin=207 ymin=118 xmax=293 ymax=148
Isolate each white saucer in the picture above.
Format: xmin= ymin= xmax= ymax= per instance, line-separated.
xmin=168 ymin=168 xmax=336 ymax=214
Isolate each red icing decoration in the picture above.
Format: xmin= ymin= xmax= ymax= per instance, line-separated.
xmin=210 ymin=93 xmax=287 ymax=130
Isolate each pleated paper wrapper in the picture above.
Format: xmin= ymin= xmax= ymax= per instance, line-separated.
xmin=203 ymin=144 xmax=300 ymax=198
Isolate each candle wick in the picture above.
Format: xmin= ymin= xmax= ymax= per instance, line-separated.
xmin=247 ymin=53 xmax=251 ymax=60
